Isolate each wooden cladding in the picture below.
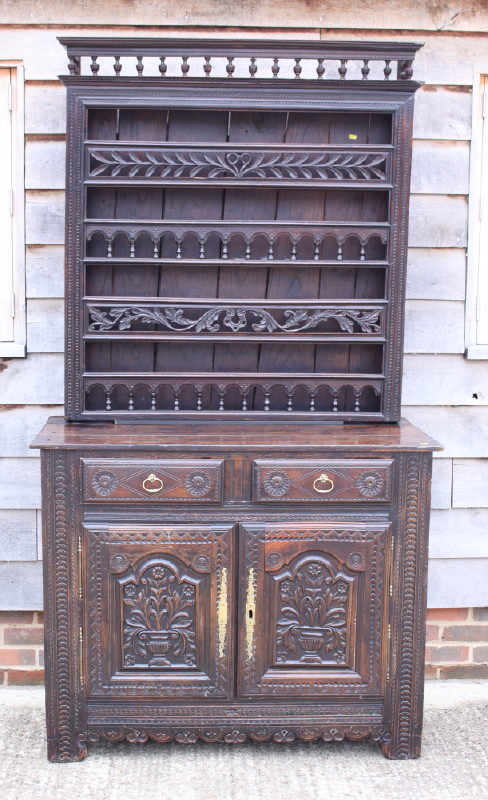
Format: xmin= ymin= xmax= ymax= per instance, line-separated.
xmin=60 ymin=39 xmax=419 ymax=420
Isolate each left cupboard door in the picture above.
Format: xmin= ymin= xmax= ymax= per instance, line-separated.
xmin=81 ymin=523 xmax=235 ymax=700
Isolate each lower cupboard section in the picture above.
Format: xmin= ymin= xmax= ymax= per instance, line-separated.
xmin=83 ymin=519 xmax=390 ymax=701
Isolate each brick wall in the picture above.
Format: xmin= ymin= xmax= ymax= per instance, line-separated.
xmin=0 ymin=612 xmax=44 ymax=685
xmin=1 ymin=608 xmax=487 ymax=685
xmin=425 ymin=608 xmax=488 ymax=678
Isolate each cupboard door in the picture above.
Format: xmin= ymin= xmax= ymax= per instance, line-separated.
xmin=238 ymin=521 xmax=390 ymax=698
xmin=83 ymin=523 xmax=234 ymax=699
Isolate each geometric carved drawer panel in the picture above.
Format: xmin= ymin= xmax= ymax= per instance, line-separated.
xmin=82 ymin=459 xmax=224 ymax=502
xmin=83 ymin=523 xmax=234 ymax=699
xmin=252 ymin=459 xmax=393 ymax=502
xmin=238 ymin=521 xmax=390 ymax=698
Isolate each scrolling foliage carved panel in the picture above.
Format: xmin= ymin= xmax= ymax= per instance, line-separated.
xmin=87 ymin=304 xmax=383 ymax=336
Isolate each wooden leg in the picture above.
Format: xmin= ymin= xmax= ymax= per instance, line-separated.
xmin=380 ymin=452 xmax=431 ymax=760
xmin=42 ymin=450 xmax=86 ymax=763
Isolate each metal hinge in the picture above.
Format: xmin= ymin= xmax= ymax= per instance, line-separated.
xmin=79 ymin=626 xmax=84 ymax=689
xmin=389 ymin=535 xmax=395 ymax=595
xmin=78 ymin=535 xmax=83 ymax=600
xmin=10 ymin=293 xmax=15 ymax=319
xmin=386 ymin=623 xmax=392 ymax=683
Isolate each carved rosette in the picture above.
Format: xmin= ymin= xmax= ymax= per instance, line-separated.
xmin=262 ymin=470 xmax=291 ymax=498
xmin=356 ymin=471 xmax=384 ymax=498
xmin=192 ymin=554 xmax=210 ymax=572
xmin=110 ymin=554 xmax=129 ymax=573
xmin=184 ymin=470 xmax=212 ymax=497
xmin=346 ymin=552 xmax=365 ymax=571
xmin=91 ymin=470 xmax=119 ymax=497
xmin=265 ymin=553 xmax=284 ymax=570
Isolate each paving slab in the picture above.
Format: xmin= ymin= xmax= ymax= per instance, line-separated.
xmin=0 ymin=682 xmax=487 ymax=800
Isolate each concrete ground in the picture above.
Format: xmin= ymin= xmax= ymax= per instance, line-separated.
xmin=0 ymin=682 xmax=487 ymax=800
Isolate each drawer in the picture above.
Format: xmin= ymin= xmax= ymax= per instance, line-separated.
xmin=253 ymin=459 xmax=393 ymax=502
xmin=82 ymin=459 xmax=223 ymax=503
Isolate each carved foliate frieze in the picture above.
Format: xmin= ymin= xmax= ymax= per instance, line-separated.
xmin=88 ymin=147 xmax=389 ymax=182
xmin=81 ymin=723 xmax=386 ymax=747
xmin=87 ymin=304 xmax=383 ymax=336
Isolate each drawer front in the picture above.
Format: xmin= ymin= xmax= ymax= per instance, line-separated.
xmin=82 ymin=459 xmax=223 ymax=503
xmin=253 ymin=459 xmax=393 ymax=502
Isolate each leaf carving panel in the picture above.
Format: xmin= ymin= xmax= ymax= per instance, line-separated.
xmin=87 ymin=146 xmax=390 ymax=183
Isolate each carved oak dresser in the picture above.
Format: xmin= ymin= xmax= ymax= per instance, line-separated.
xmin=32 ymin=38 xmax=440 ymax=761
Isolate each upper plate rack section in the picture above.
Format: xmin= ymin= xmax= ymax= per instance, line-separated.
xmin=58 ymin=38 xmax=422 ymax=84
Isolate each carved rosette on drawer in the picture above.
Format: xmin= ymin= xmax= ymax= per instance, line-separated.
xmin=253 ymin=459 xmax=393 ymax=502
xmin=82 ymin=459 xmax=223 ymax=502
xmin=84 ymin=523 xmax=234 ymax=699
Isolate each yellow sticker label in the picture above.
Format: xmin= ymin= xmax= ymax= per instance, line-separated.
xmin=348 ymin=134 xmax=358 ymax=140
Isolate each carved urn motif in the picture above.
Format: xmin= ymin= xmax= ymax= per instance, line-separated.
xmin=138 ymin=631 xmax=174 ymax=667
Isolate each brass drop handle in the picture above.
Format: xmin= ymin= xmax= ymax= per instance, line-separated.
xmin=313 ymin=473 xmax=334 ymax=494
xmin=142 ymin=473 xmax=164 ymax=493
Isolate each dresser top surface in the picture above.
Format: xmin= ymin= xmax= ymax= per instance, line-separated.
xmin=31 ymin=417 xmax=441 ymax=452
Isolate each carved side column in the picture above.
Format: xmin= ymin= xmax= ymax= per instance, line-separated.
xmin=41 ymin=449 xmax=86 ymax=762
xmin=382 ymin=451 xmax=432 ymax=759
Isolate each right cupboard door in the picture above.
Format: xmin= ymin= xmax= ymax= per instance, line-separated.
xmin=238 ymin=521 xmax=391 ymax=698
